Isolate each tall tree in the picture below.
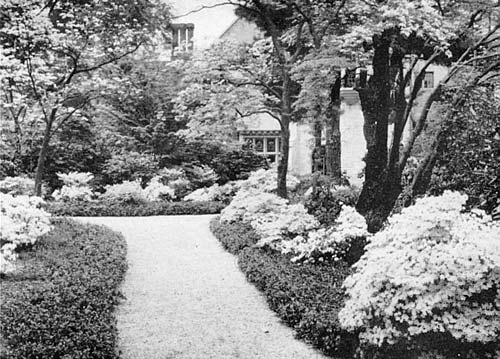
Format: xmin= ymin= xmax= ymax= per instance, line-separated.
xmin=0 ymin=0 xmax=171 ymax=195
xmin=329 ymin=0 xmax=500 ymax=231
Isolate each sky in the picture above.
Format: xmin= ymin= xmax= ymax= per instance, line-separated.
xmin=168 ymin=0 xmax=238 ymax=48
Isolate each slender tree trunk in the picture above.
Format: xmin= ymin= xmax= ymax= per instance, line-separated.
xmin=325 ymin=73 xmax=342 ymax=179
xmin=312 ymin=120 xmax=323 ymax=173
xmin=34 ymin=114 xmax=54 ymax=196
xmin=277 ymin=72 xmax=292 ymax=198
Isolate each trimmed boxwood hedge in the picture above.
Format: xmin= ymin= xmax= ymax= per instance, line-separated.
xmin=209 ymin=217 xmax=359 ymax=358
xmin=46 ymin=199 xmax=226 ymax=216
xmin=0 ymin=218 xmax=127 ymax=359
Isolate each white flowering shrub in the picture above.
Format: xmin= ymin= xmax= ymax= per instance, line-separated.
xmin=101 ymin=180 xmax=146 ymax=202
xmin=142 ymin=176 xmax=175 ymax=201
xmin=338 ymin=191 xmax=500 ymax=348
xmin=241 ymin=168 xmax=300 ymax=193
xmin=56 ymin=172 xmax=93 ymax=187
xmin=220 ymin=190 xmax=289 ymax=223
xmin=252 ymin=203 xmax=320 ymax=248
xmin=183 ymin=180 xmax=243 ymax=202
xmin=279 ymin=206 xmax=369 ymax=263
xmin=0 ymin=176 xmax=35 ymax=196
xmin=52 ymin=172 xmax=94 ymax=201
xmin=0 ymin=194 xmax=53 ymax=274
xmin=0 ymin=243 xmax=17 ymax=274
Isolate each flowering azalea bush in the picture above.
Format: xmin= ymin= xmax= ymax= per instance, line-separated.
xmin=252 ymin=203 xmax=320 ymax=248
xmin=0 ymin=176 xmax=35 ymax=196
xmin=241 ymin=168 xmax=300 ymax=193
xmin=142 ymin=176 xmax=175 ymax=201
xmin=0 ymin=193 xmax=53 ymax=274
xmin=183 ymin=180 xmax=243 ymax=202
xmin=100 ymin=180 xmax=146 ymax=203
xmin=280 ymin=206 xmax=369 ymax=264
xmin=52 ymin=172 xmax=94 ymax=201
xmin=338 ymin=191 xmax=500 ymax=350
xmin=220 ymin=190 xmax=289 ymax=223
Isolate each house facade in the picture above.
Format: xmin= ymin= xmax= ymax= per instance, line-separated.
xmin=170 ymin=6 xmax=448 ymax=185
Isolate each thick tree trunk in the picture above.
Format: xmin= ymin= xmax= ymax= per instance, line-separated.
xmin=34 ymin=122 xmax=52 ymax=197
xmin=355 ymin=33 xmax=398 ymax=232
xmin=325 ymin=73 xmax=342 ymax=179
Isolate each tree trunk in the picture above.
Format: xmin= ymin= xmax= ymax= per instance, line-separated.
xmin=325 ymin=73 xmax=342 ymax=179
xmin=276 ymin=71 xmax=292 ymax=199
xmin=312 ymin=121 xmax=323 ymax=173
xmin=355 ymin=33 xmax=397 ymax=232
xmin=34 ymin=120 xmax=53 ymax=197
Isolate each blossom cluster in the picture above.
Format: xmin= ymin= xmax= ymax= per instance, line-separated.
xmin=52 ymin=172 xmax=94 ymax=201
xmin=0 ymin=176 xmax=35 ymax=196
xmin=142 ymin=176 xmax=175 ymax=201
xmin=338 ymin=191 xmax=500 ymax=347
xmin=240 ymin=168 xmax=300 ymax=193
xmin=280 ymin=206 xmax=369 ymax=263
xmin=183 ymin=180 xmax=243 ymax=202
xmin=0 ymin=193 xmax=53 ymax=274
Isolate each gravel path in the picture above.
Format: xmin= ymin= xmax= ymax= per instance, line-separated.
xmin=76 ymin=215 xmax=327 ymax=359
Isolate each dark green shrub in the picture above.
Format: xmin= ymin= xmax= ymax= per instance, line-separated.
xmin=209 ymin=217 xmax=258 ymax=254
xmin=0 ymin=218 xmax=127 ymax=359
xmin=305 ymin=184 xmax=359 ymax=226
xmin=210 ymin=219 xmax=358 ymax=358
xmin=210 ymin=150 xmax=269 ymax=184
xmin=47 ymin=199 xmax=225 ymax=216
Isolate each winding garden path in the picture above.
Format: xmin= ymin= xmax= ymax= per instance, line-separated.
xmin=77 ymin=215 xmax=327 ymax=359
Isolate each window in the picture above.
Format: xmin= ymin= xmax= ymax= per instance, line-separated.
xmin=242 ymin=136 xmax=281 ymax=163
xmin=423 ymin=71 xmax=434 ymax=88
xmin=171 ymin=24 xmax=194 ymax=56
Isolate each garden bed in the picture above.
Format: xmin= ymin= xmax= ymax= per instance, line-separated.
xmin=0 ymin=218 xmax=127 ymax=359
xmin=46 ymin=199 xmax=226 ymax=216
xmin=210 ymin=217 xmax=358 ymax=358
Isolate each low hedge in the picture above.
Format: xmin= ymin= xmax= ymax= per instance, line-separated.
xmin=209 ymin=218 xmax=259 ymax=254
xmin=210 ymin=218 xmax=358 ymax=358
xmin=46 ymin=199 xmax=226 ymax=216
xmin=0 ymin=218 xmax=127 ymax=359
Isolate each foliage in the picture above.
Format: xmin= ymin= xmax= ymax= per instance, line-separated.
xmin=0 ymin=193 xmax=52 ymax=273
xmin=305 ymin=183 xmax=360 ymax=225
xmin=51 ymin=172 xmax=94 ymax=201
xmin=339 ymin=191 xmax=500 ymax=356
xmin=46 ymin=199 xmax=226 ymax=217
xmin=183 ymin=164 xmax=219 ymax=189
xmin=102 ymin=151 xmax=158 ymax=185
xmin=209 ymin=217 xmax=259 ymax=255
xmin=428 ymin=88 xmax=500 ymax=214
xmin=0 ymin=218 xmax=127 ymax=358
xmin=0 ymin=0 xmax=171 ymax=194
xmin=280 ymin=206 xmax=369 ymax=265
xmin=210 ymin=219 xmax=358 ymax=358
xmin=0 ymin=176 xmax=35 ymax=196
xmin=210 ymin=149 xmax=269 ymax=184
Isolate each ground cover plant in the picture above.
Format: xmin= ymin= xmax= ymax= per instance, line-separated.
xmin=47 ymin=199 xmax=225 ymax=216
xmin=0 ymin=218 xmax=127 ymax=358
